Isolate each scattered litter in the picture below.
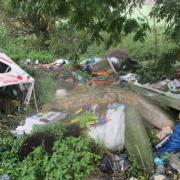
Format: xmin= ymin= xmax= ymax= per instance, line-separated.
xmin=156 ymin=127 xmax=173 ymax=140
xmin=149 ymin=174 xmax=167 ymax=180
xmin=55 ymin=89 xmax=69 ymax=99
xmin=145 ymin=67 xmax=180 ymax=94
xmin=169 ymin=153 xmax=180 ymax=173
xmin=2 ymin=50 xmax=180 ymax=179
xmin=168 ymin=79 xmax=180 ymax=94
xmin=154 ymin=157 xmax=164 ymax=174
xmin=119 ymin=73 xmax=138 ymax=84
xmin=72 ymin=71 xmax=88 ymax=83
xmin=150 ymin=79 xmax=170 ymax=91
xmin=71 ymin=112 xmax=98 ymax=128
xmin=80 ymin=57 xmax=101 ymax=66
xmin=24 ymin=58 xmax=31 ymax=65
xmin=90 ymin=79 xmax=114 ymax=87
xmin=129 ymin=177 xmax=138 ymax=180
xmin=99 ymin=153 xmax=128 ymax=174
xmin=12 ymin=111 xmax=67 ymax=135
xmin=42 ymin=59 xmax=69 ymax=71
xmin=155 ymin=135 xmax=171 ymax=149
xmin=92 ymin=71 xmax=112 ymax=77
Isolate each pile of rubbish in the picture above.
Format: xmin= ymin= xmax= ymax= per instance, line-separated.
xmin=1 ymin=49 xmax=180 ymax=179
xmin=145 ymin=67 xmax=180 ymax=94
xmin=24 ymin=58 xmax=70 ymax=71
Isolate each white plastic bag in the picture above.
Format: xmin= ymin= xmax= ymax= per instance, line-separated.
xmin=89 ymin=104 xmax=125 ymax=151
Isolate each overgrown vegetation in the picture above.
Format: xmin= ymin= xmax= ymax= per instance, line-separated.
xmin=0 ymin=122 xmax=155 ymax=179
xmin=0 ymin=123 xmax=101 ymax=179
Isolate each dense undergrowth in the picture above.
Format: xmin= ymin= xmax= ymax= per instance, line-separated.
xmin=0 ymin=121 xmax=152 ymax=180
xmin=0 ymin=123 xmax=102 ymax=180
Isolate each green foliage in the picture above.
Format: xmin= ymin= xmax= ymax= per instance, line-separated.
xmin=124 ymin=19 xmax=139 ymax=35
xmin=27 ymin=50 xmax=54 ymax=64
xmin=133 ymin=20 xmax=150 ymax=42
xmin=0 ymin=129 xmax=101 ymax=179
xmin=151 ymin=0 xmax=180 ymax=45
xmin=73 ymin=113 xmax=98 ymax=128
xmin=128 ymin=155 xmax=151 ymax=180
xmin=48 ymin=26 xmax=91 ymax=63
xmin=32 ymin=121 xmax=67 ymax=140
xmin=147 ymin=128 xmax=159 ymax=146
xmin=34 ymin=71 xmax=57 ymax=107
xmin=2 ymin=0 xmax=149 ymax=48
xmin=0 ymin=26 xmax=54 ymax=63
xmin=3 ymin=0 xmax=53 ymax=40
xmin=45 ymin=137 xmax=100 ymax=179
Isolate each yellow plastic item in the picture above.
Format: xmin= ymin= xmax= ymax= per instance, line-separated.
xmin=71 ymin=118 xmax=80 ymax=123
xmin=75 ymin=108 xmax=83 ymax=114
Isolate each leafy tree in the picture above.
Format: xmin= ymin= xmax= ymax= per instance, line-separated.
xmin=2 ymin=0 xmax=149 ymax=47
xmin=0 ymin=0 xmax=153 ymax=62
xmin=1 ymin=0 xmax=56 ymax=48
xmin=48 ymin=25 xmax=91 ymax=62
xmin=151 ymin=0 xmax=180 ymax=45
xmin=38 ymin=0 xmax=149 ymax=45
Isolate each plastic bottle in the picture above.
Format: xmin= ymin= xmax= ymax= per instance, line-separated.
xmin=155 ymin=134 xmax=171 ymax=149
xmin=154 ymin=157 xmax=164 ymax=174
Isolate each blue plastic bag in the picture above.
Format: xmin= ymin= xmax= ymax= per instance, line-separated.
xmin=160 ymin=123 xmax=180 ymax=154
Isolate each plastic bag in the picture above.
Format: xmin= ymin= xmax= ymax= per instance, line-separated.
xmin=99 ymin=153 xmax=128 ymax=174
xmin=89 ymin=104 xmax=125 ymax=151
xmin=160 ymin=123 xmax=180 ymax=154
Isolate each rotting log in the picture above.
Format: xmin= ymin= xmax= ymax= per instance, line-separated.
xmin=50 ymin=86 xmax=174 ymax=129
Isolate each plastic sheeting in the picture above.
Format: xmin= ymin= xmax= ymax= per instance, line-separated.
xmin=160 ymin=123 xmax=180 ymax=154
xmin=89 ymin=104 xmax=125 ymax=151
xmin=0 ymin=53 xmax=34 ymax=87
xmin=125 ymin=106 xmax=153 ymax=172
